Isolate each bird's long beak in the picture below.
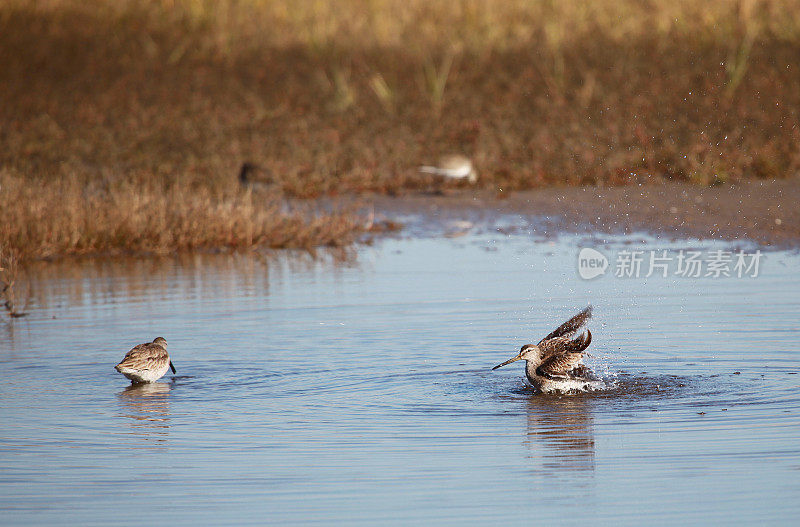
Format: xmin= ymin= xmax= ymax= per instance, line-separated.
xmin=492 ymin=354 xmax=523 ymax=370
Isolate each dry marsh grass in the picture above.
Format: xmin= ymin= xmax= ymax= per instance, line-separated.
xmin=0 ymin=173 xmax=364 ymax=260
xmin=1 ymin=0 xmax=800 ymax=261
xmin=0 ymin=245 xmax=26 ymax=317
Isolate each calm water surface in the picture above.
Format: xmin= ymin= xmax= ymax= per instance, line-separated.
xmin=1 ymin=229 xmax=799 ymax=524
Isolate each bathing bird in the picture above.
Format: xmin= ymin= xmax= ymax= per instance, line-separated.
xmin=492 ymin=306 xmax=596 ymax=393
xmin=115 ymin=337 xmax=176 ymax=384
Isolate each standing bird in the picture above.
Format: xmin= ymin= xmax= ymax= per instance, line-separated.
xmin=419 ymin=154 xmax=478 ymax=184
xmin=492 ymin=306 xmax=596 ymax=393
xmin=115 ymin=337 xmax=176 ymax=384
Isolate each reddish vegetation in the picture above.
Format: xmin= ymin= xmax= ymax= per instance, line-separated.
xmin=1 ymin=0 xmax=799 ymax=261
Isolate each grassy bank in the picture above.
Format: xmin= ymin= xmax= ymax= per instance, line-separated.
xmin=0 ymin=173 xmax=364 ymax=259
xmin=1 ymin=0 xmax=800 ymax=261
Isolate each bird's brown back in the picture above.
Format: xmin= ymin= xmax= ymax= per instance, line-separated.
xmin=117 ymin=342 xmax=169 ymax=370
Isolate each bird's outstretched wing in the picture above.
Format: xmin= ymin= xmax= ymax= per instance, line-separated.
xmin=535 ymin=349 xmax=595 ymax=380
xmin=538 ymin=305 xmax=592 ymax=344
xmin=538 ymin=330 xmax=592 ymax=357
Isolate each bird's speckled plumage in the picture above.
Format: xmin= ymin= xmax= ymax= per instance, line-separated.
xmin=493 ymin=306 xmax=598 ymax=393
xmin=115 ymin=337 xmax=176 ymax=383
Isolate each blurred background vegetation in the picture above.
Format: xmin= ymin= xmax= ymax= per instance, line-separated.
xmin=1 ymin=0 xmax=799 ymax=261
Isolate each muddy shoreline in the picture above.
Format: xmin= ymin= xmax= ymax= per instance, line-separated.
xmin=370 ymin=178 xmax=800 ymax=248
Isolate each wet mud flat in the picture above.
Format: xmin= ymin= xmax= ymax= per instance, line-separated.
xmin=370 ymin=178 xmax=800 ymax=247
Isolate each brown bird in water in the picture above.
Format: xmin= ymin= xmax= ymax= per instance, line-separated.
xmin=492 ymin=306 xmax=597 ymax=393
xmin=114 ymin=337 xmax=176 ymax=384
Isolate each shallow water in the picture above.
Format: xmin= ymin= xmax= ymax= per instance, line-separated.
xmin=1 ymin=230 xmax=799 ymax=524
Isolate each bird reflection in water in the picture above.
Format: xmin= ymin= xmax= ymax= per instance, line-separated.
xmin=117 ymin=382 xmax=172 ymax=447
xmin=524 ymin=394 xmax=596 ymax=476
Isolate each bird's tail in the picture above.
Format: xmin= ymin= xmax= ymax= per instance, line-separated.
xmin=419 ymin=165 xmax=441 ymax=175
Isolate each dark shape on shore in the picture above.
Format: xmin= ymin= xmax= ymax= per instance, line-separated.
xmin=239 ymin=162 xmax=279 ymax=192
xmin=1 ymin=282 xmax=26 ymax=318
